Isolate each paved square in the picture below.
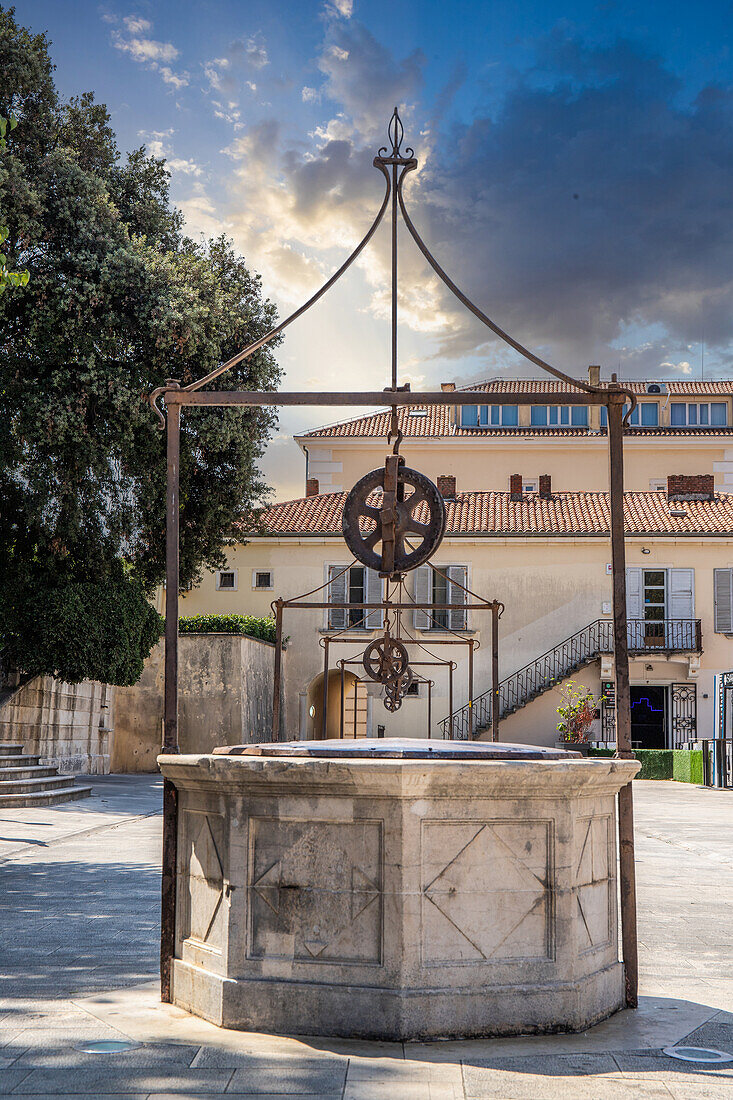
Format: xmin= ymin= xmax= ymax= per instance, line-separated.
xmin=1 ymin=775 xmax=733 ymax=1097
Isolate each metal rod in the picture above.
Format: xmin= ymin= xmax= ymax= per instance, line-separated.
xmin=491 ymin=603 xmax=500 ymax=742
xmin=283 ymin=601 xmax=497 ymax=611
xmin=167 ymin=389 xmax=612 ymax=408
xmin=449 ymin=662 xmax=454 ymax=738
xmin=427 ymin=679 xmax=432 ymax=739
xmin=272 ymin=599 xmax=283 ymax=742
xmin=161 ymin=385 xmax=181 ymax=1005
xmin=353 ymin=676 xmax=359 ymax=738
xmin=392 ymin=158 xmax=398 ymax=391
xmin=608 ymin=389 xmax=638 ymax=1010
xmin=468 ymin=641 xmax=474 ymax=739
xmin=339 ymin=661 xmax=345 ymax=739
xmin=321 ymin=638 xmax=330 ymax=739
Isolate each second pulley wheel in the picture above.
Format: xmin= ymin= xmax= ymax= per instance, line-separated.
xmin=342 ymin=464 xmax=446 ymax=575
xmin=363 ymin=636 xmax=409 ymax=684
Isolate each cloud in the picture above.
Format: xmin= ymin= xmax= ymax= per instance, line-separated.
xmin=178 ymin=185 xmax=233 ymax=239
xmin=140 ymin=136 xmax=202 ymax=177
xmin=365 ymin=31 xmax=733 ymax=377
xmin=204 ymin=34 xmax=269 ymax=125
xmin=111 ymin=15 xmax=189 ymax=88
xmin=302 ymin=86 xmax=320 ymax=103
xmin=326 ymin=0 xmax=354 ymax=16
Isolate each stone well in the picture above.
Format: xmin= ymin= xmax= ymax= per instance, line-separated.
xmin=158 ymin=739 xmax=639 ymax=1040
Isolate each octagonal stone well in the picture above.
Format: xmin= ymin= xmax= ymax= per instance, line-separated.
xmin=158 ymin=739 xmax=639 ymax=1040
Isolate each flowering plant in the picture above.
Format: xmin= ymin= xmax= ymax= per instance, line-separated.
xmin=556 ymin=681 xmax=605 ymax=744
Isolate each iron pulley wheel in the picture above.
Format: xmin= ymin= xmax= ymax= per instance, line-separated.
xmin=363 ymin=636 xmax=409 ymax=684
xmin=342 ymin=464 xmax=446 ymax=575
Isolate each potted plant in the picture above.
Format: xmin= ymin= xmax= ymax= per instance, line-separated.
xmin=555 ymin=681 xmax=605 ymax=756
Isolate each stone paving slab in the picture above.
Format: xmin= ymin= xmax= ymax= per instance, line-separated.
xmin=2 ymin=776 xmax=733 ymax=1098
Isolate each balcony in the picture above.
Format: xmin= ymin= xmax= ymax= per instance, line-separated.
xmin=601 ymin=619 xmax=703 ymax=655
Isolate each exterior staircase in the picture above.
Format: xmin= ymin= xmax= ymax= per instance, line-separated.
xmin=0 ymin=744 xmax=93 ymax=807
xmin=440 ymin=617 xmax=703 ymax=740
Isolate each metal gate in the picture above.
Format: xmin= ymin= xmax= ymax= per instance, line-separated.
xmin=671 ymin=683 xmax=697 ymax=744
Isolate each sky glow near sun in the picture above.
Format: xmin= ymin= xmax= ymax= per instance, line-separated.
xmin=21 ymin=0 xmax=733 ymax=498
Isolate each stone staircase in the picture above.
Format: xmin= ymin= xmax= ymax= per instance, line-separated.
xmin=0 ymin=744 xmax=92 ymax=807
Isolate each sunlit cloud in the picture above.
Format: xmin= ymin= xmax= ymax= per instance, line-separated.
xmin=111 ymin=14 xmax=188 ymax=88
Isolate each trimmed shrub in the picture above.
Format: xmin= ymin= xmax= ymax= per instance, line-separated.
xmin=178 ymin=613 xmax=278 ymax=645
xmin=590 ymin=747 xmax=703 ymax=784
xmin=672 ymin=749 xmax=704 ymax=785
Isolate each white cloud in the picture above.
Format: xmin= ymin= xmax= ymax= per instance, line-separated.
xmin=302 ymin=86 xmax=319 ymax=103
xmin=327 ymin=44 xmax=349 ymax=62
xmin=111 ymin=15 xmax=188 ymax=89
xmin=141 ymin=136 xmax=202 ymax=177
xmin=160 ymin=67 xmax=189 ymax=89
xmin=244 ymin=35 xmax=269 ymax=69
xmin=178 ymin=186 xmax=232 ymax=239
xmin=328 ymin=0 xmax=354 ymax=15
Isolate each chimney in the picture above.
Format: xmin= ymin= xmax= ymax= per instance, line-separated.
xmin=539 ymin=474 xmax=552 ymax=499
xmin=437 ymin=474 xmax=456 ymax=499
xmin=510 ymin=473 xmax=523 ymax=502
xmin=588 ymin=364 xmax=601 ymax=386
xmin=306 ymin=477 xmax=319 ymax=497
xmin=667 ymin=474 xmax=715 ymax=501
xmin=441 ymin=381 xmax=456 ymax=392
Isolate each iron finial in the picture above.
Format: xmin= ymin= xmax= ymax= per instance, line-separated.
xmin=378 ymin=106 xmax=415 ymax=160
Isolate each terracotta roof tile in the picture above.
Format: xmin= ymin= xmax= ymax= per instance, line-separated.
xmin=299 ymin=379 xmax=733 ymax=439
xmin=244 ymin=490 xmax=733 ymax=538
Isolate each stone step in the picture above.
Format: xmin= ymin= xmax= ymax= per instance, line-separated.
xmin=0 ymin=784 xmax=93 ymax=808
xmin=0 ymin=775 xmax=78 ymax=793
xmin=0 ymin=765 xmax=58 ymax=780
xmin=0 ymin=744 xmax=24 ymax=756
xmin=0 ymin=754 xmax=41 ymax=766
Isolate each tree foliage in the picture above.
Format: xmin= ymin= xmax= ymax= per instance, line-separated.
xmin=0 ymin=6 xmax=282 ymax=684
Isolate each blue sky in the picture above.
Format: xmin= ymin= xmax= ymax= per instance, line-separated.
xmin=15 ymin=0 xmax=733 ymax=495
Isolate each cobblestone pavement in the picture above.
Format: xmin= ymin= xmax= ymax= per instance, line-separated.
xmin=1 ymin=776 xmax=733 ymax=1098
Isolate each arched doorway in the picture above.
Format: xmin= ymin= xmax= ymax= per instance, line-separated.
xmin=305 ymin=670 xmax=369 ymax=739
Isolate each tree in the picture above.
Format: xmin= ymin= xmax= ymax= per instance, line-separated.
xmin=0 ymin=7 xmax=282 ymax=684
xmin=0 ymin=115 xmax=29 ymax=292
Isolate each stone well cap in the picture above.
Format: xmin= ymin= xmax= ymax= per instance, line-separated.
xmin=212 ymin=737 xmax=582 ymax=760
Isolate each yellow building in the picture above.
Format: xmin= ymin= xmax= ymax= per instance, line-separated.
xmin=180 ymin=370 xmax=733 ymax=750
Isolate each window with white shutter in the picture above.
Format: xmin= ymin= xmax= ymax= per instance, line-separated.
xmin=327 ymin=565 xmax=383 ymax=630
xmin=668 ymin=568 xmax=694 ymax=619
xmin=715 ymin=569 xmax=733 ymax=633
xmin=327 ymin=564 xmax=348 ymax=630
xmin=413 ymin=564 xmax=432 ymax=630
xmin=413 ymin=564 xmax=469 ymax=631
xmin=447 ymin=565 xmax=468 ymax=630
xmin=364 ymin=568 xmax=383 ymax=630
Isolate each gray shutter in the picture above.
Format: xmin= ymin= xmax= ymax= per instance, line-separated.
xmin=328 ymin=564 xmax=348 ymax=630
xmin=448 ymin=565 xmax=468 ymax=630
xmin=625 ymin=567 xmax=643 ymax=649
xmin=413 ymin=564 xmax=432 ymax=630
xmin=715 ymin=568 xmax=733 ymax=633
xmin=365 ymin=569 xmax=383 ymax=629
xmin=626 ymin=567 xmax=642 ymax=618
xmin=669 ymin=568 xmax=694 ymax=619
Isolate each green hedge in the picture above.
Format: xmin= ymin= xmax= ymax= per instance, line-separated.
xmin=178 ymin=614 xmax=278 ymax=645
xmin=589 ymin=747 xmax=703 ymax=784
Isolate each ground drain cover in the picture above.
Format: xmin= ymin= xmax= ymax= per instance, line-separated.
xmin=74 ymin=1040 xmax=141 ymax=1054
xmin=663 ymin=1046 xmax=733 ymax=1064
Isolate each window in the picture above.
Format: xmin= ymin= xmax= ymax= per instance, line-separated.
xmin=327 ymin=564 xmax=382 ymax=630
xmin=413 ymin=564 xmax=468 ymax=631
xmin=671 ymin=402 xmax=727 ymax=427
xmin=252 ymin=570 xmax=273 ymax=590
xmin=216 ymin=570 xmax=237 ymax=591
xmin=461 ymin=404 xmax=518 ymax=427
xmin=531 ymin=405 xmax=588 ymax=427
xmin=649 ymin=479 xmax=666 ymax=491
xmin=405 ymin=680 xmax=420 ymax=696
xmin=714 ymin=569 xmax=733 ymax=633
xmin=600 ymin=402 xmax=658 ymax=427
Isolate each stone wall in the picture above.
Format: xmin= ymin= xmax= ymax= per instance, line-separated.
xmin=112 ymin=634 xmax=279 ymax=772
xmin=0 ymin=676 xmax=112 ymax=774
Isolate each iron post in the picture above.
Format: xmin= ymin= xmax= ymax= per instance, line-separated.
xmin=161 ymin=383 xmax=181 ymax=1004
xmin=608 ymin=387 xmax=639 ymax=1009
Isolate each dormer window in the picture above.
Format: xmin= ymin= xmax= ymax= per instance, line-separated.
xmin=531 ymin=406 xmax=588 ymax=427
xmin=671 ymin=402 xmax=726 ymax=427
xmin=601 ymin=402 xmax=658 ymax=427
xmin=461 ymin=404 xmax=518 ymax=428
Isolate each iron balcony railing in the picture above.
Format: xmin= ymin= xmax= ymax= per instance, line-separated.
xmin=440 ymin=618 xmax=702 ymax=740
